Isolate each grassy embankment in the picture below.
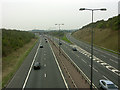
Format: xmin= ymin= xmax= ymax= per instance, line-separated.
xmin=61 ymin=34 xmax=72 ymax=44
xmin=72 ymin=15 xmax=120 ymax=53
xmin=49 ymin=31 xmax=72 ymax=44
xmin=2 ymin=29 xmax=38 ymax=87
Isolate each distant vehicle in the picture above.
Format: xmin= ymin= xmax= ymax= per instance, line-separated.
xmin=45 ymin=40 xmax=48 ymax=43
xmin=99 ymin=80 xmax=118 ymax=90
xmin=72 ymin=47 xmax=77 ymax=51
xmin=40 ymin=45 xmax=43 ymax=48
xmin=33 ymin=62 xmax=41 ymax=70
xmin=59 ymin=42 xmax=62 ymax=45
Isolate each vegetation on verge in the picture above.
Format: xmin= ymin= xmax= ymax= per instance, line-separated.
xmin=48 ymin=31 xmax=72 ymax=44
xmin=2 ymin=28 xmax=38 ymax=87
xmin=2 ymin=29 xmax=35 ymax=56
xmin=61 ymin=35 xmax=72 ymax=44
xmin=81 ymin=14 xmax=120 ymax=31
xmin=72 ymin=15 xmax=119 ymax=53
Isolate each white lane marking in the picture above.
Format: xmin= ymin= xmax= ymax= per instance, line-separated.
xmin=48 ymin=40 xmax=69 ymax=89
xmin=81 ymin=59 xmax=87 ymax=63
xmin=93 ymin=58 xmax=96 ymax=60
xmin=89 ymin=65 xmax=91 ymax=67
xmin=102 ymin=75 xmax=118 ymax=88
xmin=44 ymin=73 xmax=47 ymax=77
xmin=101 ymin=63 xmax=107 ymax=65
xmin=103 ymin=75 xmax=109 ymax=80
xmin=44 ymin=64 xmax=46 ymax=67
xmin=61 ymin=46 xmax=97 ymax=88
xmin=44 ymin=54 xmax=46 ymax=55
xmin=69 ymin=34 xmax=118 ymax=59
xmin=93 ymin=68 xmax=98 ymax=72
xmin=94 ymin=47 xmax=118 ymax=59
xmin=76 ymin=54 xmax=79 ymax=57
xmin=109 ymin=59 xmax=118 ymax=64
xmin=70 ymin=44 xmax=120 ymax=76
xmin=22 ymin=39 xmax=41 ymax=89
xmin=101 ymin=55 xmax=106 ymax=58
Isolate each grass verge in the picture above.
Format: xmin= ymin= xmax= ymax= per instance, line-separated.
xmin=72 ymin=35 xmax=119 ymax=55
xmin=72 ymin=28 xmax=119 ymax=55
xmin=2 ymin=38 xmax=38 ymax=88
xmin=61 ymin=34 xmax=73 ymax=44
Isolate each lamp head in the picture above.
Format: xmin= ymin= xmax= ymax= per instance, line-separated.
xmin=100 ymin=8 xmax=107 ymax=11
xmin=79 ymin=8 xmax=85 ymax=11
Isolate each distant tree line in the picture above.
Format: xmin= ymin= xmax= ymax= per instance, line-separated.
xmin=81 ymin=14 xmax=120 ymax=30
xmin=2 ymin=29 xmax=35 ymax=56
xmin=48 ymin=31 xmax=65 ymax=37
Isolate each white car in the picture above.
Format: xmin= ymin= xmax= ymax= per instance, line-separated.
xmin=99 ymin=80 xmax=118 ymax=90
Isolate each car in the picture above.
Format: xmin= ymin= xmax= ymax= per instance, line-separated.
xmin=40 ymin=45 xmax=43 ymax=48
xmin=59 ymin=42 xmax=62 ymax=45
xmin=99 ymin=80 xmax=118 ymax=90
xmin=72 ymin=47 xmax=77 ymax=51
xmin=33 ymin=62 xmax=41 ymax=70
xmin=45 ymin=40 xmax=48 ymax=43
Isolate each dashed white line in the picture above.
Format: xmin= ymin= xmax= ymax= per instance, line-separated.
xmin=61 ymin=46 xmax=97 ymax=88
xmin=101 ymin=55 xmax=106 ymax=58
xmin=44 ymin=73 xmax=47 ymax=77
xmin=93 ymin=68 xmax=98 ymax=72
xmin=48 ymin=40 xmax=69 ymax=89
xmin=81 ymin=59 xmax=87 ymax=63
xmin=22 ymin=39 xmax=41 ymax=89
xmin=93 ymin=58 xmax=96 ymax=60
xmin=76 ymin=54 xmax=79 ymax=57
xmin=109 ymin=59 xmax=118 ymax=64
xmin=103 ymin=75 xmax=109 ymax=80
xmin=89 ymin=65 xmax=91 ymax=67
xmin=44 ymin=64 xmax=46 ymax=67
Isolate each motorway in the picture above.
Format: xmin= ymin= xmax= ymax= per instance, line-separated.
xmin=5 ymin=33 xmax=119 ymax=89
xmin=50 ymin=33 xmax=119 ymax=88
xmin=6 ymin=36 xmax=66 ymax=88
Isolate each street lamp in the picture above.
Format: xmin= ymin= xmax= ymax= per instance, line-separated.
xmin=55 ymin=24 xmax=64 ymax=55
xmin=79 ymin=8 xmax=106 ymax=90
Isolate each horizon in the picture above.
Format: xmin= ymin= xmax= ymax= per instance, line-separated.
xmin=1 ymin=0 xmax=119 ymax=31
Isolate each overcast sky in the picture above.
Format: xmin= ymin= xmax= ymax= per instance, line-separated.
xmin=0 ymin=0 xmax=119 ymax=31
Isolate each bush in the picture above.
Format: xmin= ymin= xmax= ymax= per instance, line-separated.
xmin=2 ymin=29 xmax=35 ymax=56
xmin=81 ymin=14 xmax=120 ymax=30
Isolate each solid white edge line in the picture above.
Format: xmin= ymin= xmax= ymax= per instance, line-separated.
xmin=60 ymin=47 xmax=97 ymax=89
xmin=68 ymin=34 xmax=118 ymax=60
xmin=68 ymin=38 xmax=119 ymax=76
xmin=22 ymin=39 xmax=41 ymax=89
xmin=48 ymin=40 xmax=69 ymax=89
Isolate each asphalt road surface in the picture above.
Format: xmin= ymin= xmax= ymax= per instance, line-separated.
xmin=5 ymin=34 xmax=119 ymax=89
xmin=6 ymin=36 xmax=66 ymax=88
xmin=50 ymin=33 xmax=119 ymax=88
